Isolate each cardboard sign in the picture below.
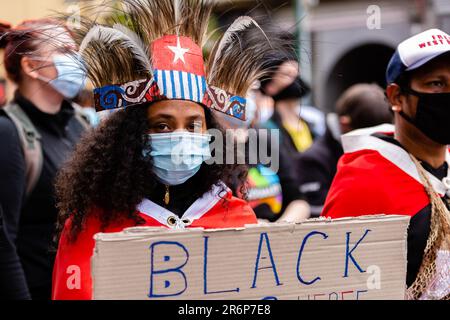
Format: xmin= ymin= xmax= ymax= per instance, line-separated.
xmin=92 ymin=215 xmax=409 ymax=300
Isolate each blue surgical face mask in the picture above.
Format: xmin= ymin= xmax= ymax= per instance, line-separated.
xmin=36 ymin=54 xmax=87 ymax=99
xmin=143 ymin=132 xmax=212 ymax=186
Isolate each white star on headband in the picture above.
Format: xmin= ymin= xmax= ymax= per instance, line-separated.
xmin=168 ymin=37 xmax=190 ymax=64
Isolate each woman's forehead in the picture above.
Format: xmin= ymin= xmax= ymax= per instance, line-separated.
xmin=147 ymin=100 xmax=206 ymax=118
xmin=37 ymin=25 xmax=76 ymax=50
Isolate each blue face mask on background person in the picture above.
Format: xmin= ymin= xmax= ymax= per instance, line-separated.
xmin=213 ymin=92 xmax=258 ymax=130
xmin=143 ymin=132 xmax=212 ymax=186
xmin=36 ymin=54 xmax=87 ymax=99
xmin=78 ymin=107 xmax=100 ymax=127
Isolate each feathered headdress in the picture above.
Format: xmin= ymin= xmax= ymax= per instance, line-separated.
xmin=71 ymin=0 xmax=281 ymax=120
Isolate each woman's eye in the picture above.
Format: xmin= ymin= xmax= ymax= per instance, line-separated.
xmin=152 ymin=123 xmax=171 ymax=132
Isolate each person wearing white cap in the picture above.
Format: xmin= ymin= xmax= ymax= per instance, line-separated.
xmin=321 ymin=29 xmax=450 ymax=300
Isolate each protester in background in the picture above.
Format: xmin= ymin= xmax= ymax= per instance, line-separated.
xmin=52 ymin=0 xmax=282 ymax=300
xmin=322 ymin=29 xmax=450 ymax=300
xmin=215 ymin=83 xmax=310 ymax=223
xmin=298 ymin=83 xmax=393 ymax=216
xmin=0 ymin=19 xmax=88 ymax=299
xmin=259 ymin=48 xmax=314 ymax=214
xmin=261 ymin=60 xmax=315 ymax=153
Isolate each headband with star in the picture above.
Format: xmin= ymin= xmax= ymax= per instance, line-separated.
xmin=73 ymin=0 xmax=279 ymax=121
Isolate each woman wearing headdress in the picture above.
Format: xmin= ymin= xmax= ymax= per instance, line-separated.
xmin=0 ymin=19 xmax=88 ymax=299
xmin=52 ymin=0 xmax=278 ymax=300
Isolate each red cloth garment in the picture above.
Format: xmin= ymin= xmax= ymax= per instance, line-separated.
xmin=322 ymin=149 xmax=430 ymax=218
xmin=321 ymin=124 xmax=450 ymax=287
xmin=52 ymin=186 xmax=256 ymax=300
xmin=322 ymin=124 xmax=450 ymax=219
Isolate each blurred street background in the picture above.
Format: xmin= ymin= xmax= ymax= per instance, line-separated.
xmin=1 ymin=0 xmax=450 ymax=112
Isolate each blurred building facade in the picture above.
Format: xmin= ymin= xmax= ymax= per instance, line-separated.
xmin=215 ymin=0 xmax=450 ymax=112
xmin=0 ymin=0 xmax=65 ymax=25
xmin=305 ymin=0 xmax=450 ymax=112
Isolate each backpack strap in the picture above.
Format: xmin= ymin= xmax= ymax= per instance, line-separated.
xmin=2 ymin=103 xmax=43 ymax=196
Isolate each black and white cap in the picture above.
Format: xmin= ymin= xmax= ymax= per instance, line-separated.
xmin=386 ymin=28 xmax=450 ymax=84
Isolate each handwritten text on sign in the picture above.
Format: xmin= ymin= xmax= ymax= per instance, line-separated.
xmin=92 ymin=215 xmax=409 ymax=300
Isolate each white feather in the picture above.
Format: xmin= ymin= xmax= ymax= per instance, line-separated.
xmin=174 ymin=0 xmax=180 ymax=27
xmin=210 ymin=16 xmax=269 ymax=76
xmin=79 ymin=24 xmax=152 ymax=74
xmin=112 ymin=24 xmax=152 ymax=70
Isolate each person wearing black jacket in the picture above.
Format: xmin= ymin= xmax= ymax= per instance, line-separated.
xmin=0 ymin=20 xmax=87 ymax=299
xmin=259 ymin=54 xmax=315 ymax=215
xmin=297 ymin=83 xmax=393 ymax=216
xmin=213 ymin=86 xmax=310 ymax=223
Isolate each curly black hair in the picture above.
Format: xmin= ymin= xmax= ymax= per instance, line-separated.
xmin=55 ymin=103 xmax=248 ymax=243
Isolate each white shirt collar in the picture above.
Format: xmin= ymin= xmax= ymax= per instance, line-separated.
xmin=342 ymin=124 xmax=450 ymax=197
xmin=136 ymin=183 xmax=228 ymax=229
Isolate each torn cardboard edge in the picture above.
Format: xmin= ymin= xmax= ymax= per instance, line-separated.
xmin=92 ymin=214 xmax=410 ymax=300
xmin=94 ymin=214 xmax=408 ymax=241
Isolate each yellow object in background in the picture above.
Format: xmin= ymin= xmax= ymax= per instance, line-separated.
xmin=283 ymin=119 xmax=313 ymax=152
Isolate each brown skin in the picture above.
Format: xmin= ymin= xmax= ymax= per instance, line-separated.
xmin=263 ymin=61 xmax=299 ymax=97
xmin=147 ymin=100 xmax=207 ymax=134
xmin=386 ymin=53 xmax=450 ymax=168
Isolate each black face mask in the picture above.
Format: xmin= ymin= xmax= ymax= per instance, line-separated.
xmin=271 ymin=77 xmax=310 ymax=102
xmin=399 ymin=87 xmax=450 ymax=145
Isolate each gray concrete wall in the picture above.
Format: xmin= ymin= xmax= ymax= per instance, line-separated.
xmin=213 ymin=0 xmax=448 ymax=112
xmin=305 ymin=0 xmax=415 ymax=111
